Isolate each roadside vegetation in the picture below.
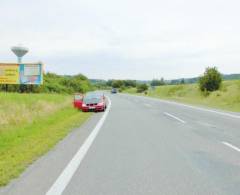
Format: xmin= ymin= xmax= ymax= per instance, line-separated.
xmin=120 ymin=67 xmax=240 ymax=112
xmin=0 ymin=93 xmax=92 ymax=186
xmin=136 ymin=83 xmax=148 ymax=93
xmin=92 ymin=71 xmax=240 ymax=91
xmin=122 ymin=80 xmax=240 ymax=112
xmin=0 ymin=73 xmax=93 ymax=94
xmin=199 ymin=67 xmax=222 ymax=92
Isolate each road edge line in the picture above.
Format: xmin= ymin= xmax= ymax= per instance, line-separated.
xmin=46 ymin=97 xmax=112 ymax=195
xmin=222 ymin=141 xmax=240 ymax=153
xmin=164 ymin=112 xmax=186 ymax=124
xmin=120 ymin=93 xmax=240 ymax=119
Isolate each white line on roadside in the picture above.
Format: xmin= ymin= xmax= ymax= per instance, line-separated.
xmin=144 ymin=103 xmax=152 ymax=108
xmin=163 ymin=101 xmax=240 ymax=119
xmin=222 ymin=141 xmax=240 ymax=153
xmin=46 ymin=97 xmax=112 ymax=195
xmin=120 ymin=94 xmax=240 ymax=119
xmin=164 ymin=112 xmax=186 ymax=124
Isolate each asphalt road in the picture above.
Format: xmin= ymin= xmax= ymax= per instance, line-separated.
xmin=1 ymin=93 xmax=240 ymax=195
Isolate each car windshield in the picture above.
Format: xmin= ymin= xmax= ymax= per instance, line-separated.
xmin=83 ymin=93 xmax=102 ymax=104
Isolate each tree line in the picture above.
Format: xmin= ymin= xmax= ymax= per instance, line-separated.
xmin=0 ymin=73 xmax=93 ymax=94
xmin=94 ymin=67 xmax=224 ymax=94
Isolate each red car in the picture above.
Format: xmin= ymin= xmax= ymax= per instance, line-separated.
xmin=81 ymin=92 xmax=107 ymax=112
xmin=73 ymin=93 xmax=83 ymax=109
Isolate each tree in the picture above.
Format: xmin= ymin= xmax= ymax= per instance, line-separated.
xmin=137 ymin=83 xmax=148 ymax=93
xmin=151 ymin=77 xmax=165 ymax=86
xmin=112 ymin=80 xmax=124 ymax=88
xmin=106 ymin=80 xmax=113 ymax=86
xmin=180 ymin=78 xmax=185 ymax=84
xmin=0 ymin=72 xmax=93 ymax=94
xmin=123 ymin=80 xmax=137 ymax=87
xmin=199 ymin=67 xmax=222 ymax=92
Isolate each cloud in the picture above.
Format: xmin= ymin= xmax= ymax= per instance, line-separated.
xmin=0 ymin=0 xmax=240 ymax=79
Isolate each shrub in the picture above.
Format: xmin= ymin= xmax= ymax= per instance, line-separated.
xmin=119 ymin=86 xmax=126 ymax=92
xmin=137 ymin=83 xmax=148 ymax=93
xmin=0 ymin=72 xmax=93 ymax=94
xmin=199 ymin=67 xmax=222 ymax=92
xmin=123 ymin=80 xmax=137 ymax=87
xmin=112 ymin=80 xmax=124 ymax=88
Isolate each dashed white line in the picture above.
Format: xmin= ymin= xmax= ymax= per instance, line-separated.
xmin=46 ymin=97 xmax=112 ymax=195
xmin=164 ymin=112 xmax=186 ymax=124
xmin=222 ymin=141 xmax=240 ymax=153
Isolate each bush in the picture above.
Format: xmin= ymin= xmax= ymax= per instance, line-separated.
xmin=119 ymin=86 xmax=126 ymax=92
xmin=199 ymin=67 xmax=222 ymax=92
xmin=106 ymin=79 xmax=137 ymax=88
xmin=112 ymin=80 xmax=124 ymax=88
xmin=0 ymin=72 xmax=93 ymax=94
xmin=137 ymin=83 xmax=148 ymax=93
xmin=123 ymin=80 xmax=137 ymax=87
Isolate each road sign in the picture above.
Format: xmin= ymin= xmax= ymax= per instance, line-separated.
xmin=0 ymin=64 xmax=19 ymax=84
xmin=0 ymin=63 xmax=43 ymax=85
xmin=19 ymin=64 xmax=43 ymax=85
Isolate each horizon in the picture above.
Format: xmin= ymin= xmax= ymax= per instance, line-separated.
xmin=51 ymin=72 xmax=240 ymax=82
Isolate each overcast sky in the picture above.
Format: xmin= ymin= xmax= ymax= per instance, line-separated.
xmin=1 ymin=0 xmax=240 ymax=80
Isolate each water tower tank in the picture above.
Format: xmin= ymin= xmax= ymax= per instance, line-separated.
xmin=11 ymin=45 xmax=29 ymax=63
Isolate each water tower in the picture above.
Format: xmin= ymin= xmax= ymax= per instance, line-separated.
xmin=11 ymin=45 xmax=29 ymax=63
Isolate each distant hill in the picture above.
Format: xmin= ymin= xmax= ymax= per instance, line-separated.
xmin=89 ymin=79 xmax=107 ymax=85
xmin=133 ymin=73 xmax=240 ymax=85
xmin=168 ymin=73 xmax=240 ymax=85
xmin=222 ymin=74 xmax=240 ymax=80
xmin=90 ymin=73 xmax=240 ymax=86
xmin=167 ymin=77 xmax=198 ymax=85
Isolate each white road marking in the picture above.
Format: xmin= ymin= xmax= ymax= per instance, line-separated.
xmin=222 ymin=141 xmax=240 ymax=153
xmin=144 ymin=103 xmax=152 ymax=108
xmin=163 ymin=101 xmax=240 ymax=119
xmin=164 ymin=112 xmax=186 ymax=124
xmin=46 ymin=97 xmax=112 ymax=195
xmin=196 ymin=121 xmax=216 ymax=128
xmin=120 ymin=94 xmax=240 ymax=119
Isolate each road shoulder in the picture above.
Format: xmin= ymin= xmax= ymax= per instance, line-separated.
xmin=0 ymin=113 xmax=103 ymax=195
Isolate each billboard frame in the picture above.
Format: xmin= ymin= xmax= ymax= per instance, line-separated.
xmin=0 ymin=62 xmax=44 ymax=85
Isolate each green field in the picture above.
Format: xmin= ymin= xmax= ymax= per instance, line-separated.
xmin=123 ymin=80 xmax=240 ymax=112
xmin=0 ymin=93 xmax=91 ymax=186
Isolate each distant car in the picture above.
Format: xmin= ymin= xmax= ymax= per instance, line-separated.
xmin=111 ymin=88 xmax=117 ymax=94
xmin=82 ymin=92 xmax=107 ymax=112
xmin=73 ymin=93 xmax=83 ymax=109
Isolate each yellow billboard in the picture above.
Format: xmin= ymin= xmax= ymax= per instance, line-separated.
xmin=0 ymin=64 xmax=19 ymax=84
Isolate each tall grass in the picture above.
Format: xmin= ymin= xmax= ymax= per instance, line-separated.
xmin=0 ymin=93 xmax=91 ymax=186
xmin=124 ymin=80 xmax=240 ymax=112
xmin=0 ymin=93 xmax=70 ymax=131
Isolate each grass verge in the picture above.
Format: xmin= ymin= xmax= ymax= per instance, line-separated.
xmin=123 ymin=80 xmax=240 ymax=112
xmin=0 ymin=93 xmax=91 ymax=186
